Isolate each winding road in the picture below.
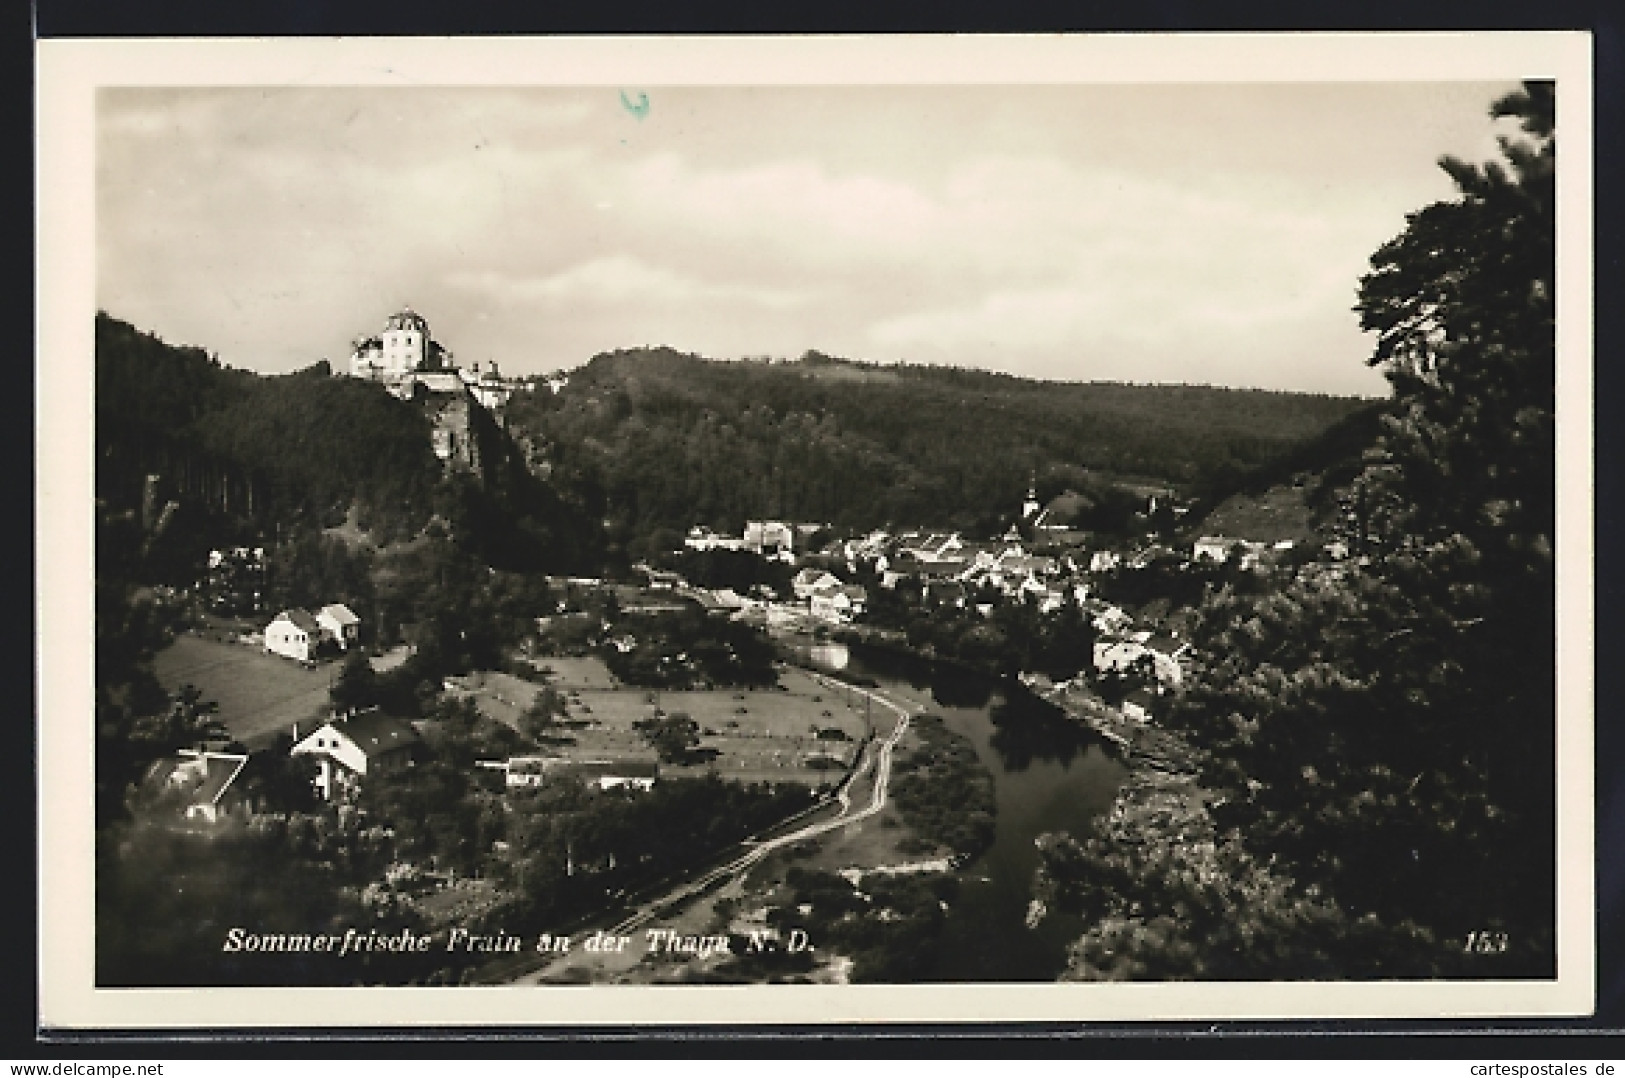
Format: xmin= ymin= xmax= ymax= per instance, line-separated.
xmin=506 ymin=673 xmax=918 ymax=983
xmin=604 ymin=674 xmax=915 ymax=936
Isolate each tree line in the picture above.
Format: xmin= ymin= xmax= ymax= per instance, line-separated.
xmin=1036 ymin=82 xmax=1558 ymax=980
xmin=503 ymin=343 xmax=1370 ymax=553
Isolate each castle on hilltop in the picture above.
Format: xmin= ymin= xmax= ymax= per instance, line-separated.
xmin=346 ymin=307 xmax=516 ymax=412
xmin=344 ymin=307 xmax=522 ymax=470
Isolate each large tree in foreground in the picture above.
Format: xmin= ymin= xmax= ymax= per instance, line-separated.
xmin=1041 ymin=82 xmax=1557 ymax=979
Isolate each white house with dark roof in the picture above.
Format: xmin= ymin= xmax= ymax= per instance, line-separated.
xmin=792 ymin=567 xmax=843 ymax=601
xmin=265 ymin=609 xmax=322 ymax=662
xmin=316 ymin=603 xmax=361 ymax=650
xmin=291 ymin=711 xmax=422 ymax=801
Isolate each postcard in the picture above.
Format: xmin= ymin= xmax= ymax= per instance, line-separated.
xmin=36 ymin=30 xmax=1595 ymax=1030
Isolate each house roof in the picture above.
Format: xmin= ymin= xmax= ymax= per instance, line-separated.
xmin=914 ymin=559 xmax=969 ymax=579
xmin=384 ymin=308 xmax=429 ymax=333
xmin=416 ymin=372 xmax=465 ymax=395
xmin=338 ymin=712 xmax=422 ymax=756
xmin=273 ymin=608 xmax=321 ymax=633
xmin=172 ymin=749 xmax=249 ymax=807
xmin=319 ymin=603 xmax=360 ymax=626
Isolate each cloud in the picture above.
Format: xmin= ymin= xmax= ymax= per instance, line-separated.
xmin=94 ymin=84 xmax=1506 ymax=394
xmin=444 ymin=255 xmax=814 ymax=311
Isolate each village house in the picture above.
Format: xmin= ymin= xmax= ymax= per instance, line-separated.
xmin=684 ymin=526 xmax=745 ymax=553
xmin=291 ymin=710 xmax=422 ymax=801
xmin=154 ymin=749 xmax=250 ymax=822
xmin=743 ymin=520 xmax=796 ymax=558
xmin=792 ymin=567 xmax=843 ymax=601
xmin=264 ymin=608 xmax=322 ymax=662
xmin=1193 ymin=535 xmax=1269 ymax=570
xmin=1094 ymin=632 xmax=1189 ymax=687
xmin=316 ymin=603 xmax=361 ymax=650
xmin=901 ymin=532 xmax=965 ymax=564
xmin=809 ymin=581 xmax=868 ymax=624
xmin=1081 ymin=598 xmax=1132 ymax=635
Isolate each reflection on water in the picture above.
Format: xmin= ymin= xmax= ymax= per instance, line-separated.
xmin=987 ymin=685 xmax=1097 ymax=772
xmin=828 ymin=642 xmax=1127 ymax=982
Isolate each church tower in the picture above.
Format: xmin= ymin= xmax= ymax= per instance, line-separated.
xmin=1022 ymin=478 xmax=1041 ymax=521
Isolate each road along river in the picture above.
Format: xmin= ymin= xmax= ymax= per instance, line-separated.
xmin=506 ymin=642 xmax=1126 ymax=983
xmin=506 ymin=673 xmax=917 ymax=984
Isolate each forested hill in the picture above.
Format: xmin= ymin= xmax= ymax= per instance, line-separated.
xmin=95 ymin=313 xmax=601 ymax=579
xmin=504 ymin=347 xmax=1375 ymax=543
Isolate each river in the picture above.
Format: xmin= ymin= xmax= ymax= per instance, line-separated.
xmin=807 ymin=640 xmax=1128 ymax=981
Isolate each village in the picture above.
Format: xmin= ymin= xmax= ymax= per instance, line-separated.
xmin=125 ymin=305 xmax=1362 ymax=978
xmin=145 ymin=488 xmax=1332 ymax=826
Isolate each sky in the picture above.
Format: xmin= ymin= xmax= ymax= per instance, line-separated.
xmin=96 ymin=81 xmax=1520 ymax=396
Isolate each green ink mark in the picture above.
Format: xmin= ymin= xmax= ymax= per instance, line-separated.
xmin=619 ymin=89 xmax=650 ymax=121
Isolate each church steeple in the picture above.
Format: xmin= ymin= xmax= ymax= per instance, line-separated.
xmin=1022 ymin=475 xmax=1041 ymax=521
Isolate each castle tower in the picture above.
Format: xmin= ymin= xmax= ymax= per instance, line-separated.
xmin=379 ymin=308 xmax=430 ymax=375
xmin=349 ymin=307 xmax=432 ymax=379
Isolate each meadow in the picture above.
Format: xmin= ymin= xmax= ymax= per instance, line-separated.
xmin=458 ymin=658 xmax=871 ymax=785
xmin=152 ymin=633 xmax=335 ymax=746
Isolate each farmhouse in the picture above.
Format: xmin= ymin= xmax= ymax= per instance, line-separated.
xmin=291 ymin=710 xmax=422 ymax=801
xmin=264 ymin=609 xmax=322 ymax=662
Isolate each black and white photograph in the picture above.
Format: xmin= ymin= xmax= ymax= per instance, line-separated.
xmin=36 ymin=33 xmax=1594 ymax=1028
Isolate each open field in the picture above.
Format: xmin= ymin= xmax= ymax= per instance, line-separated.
xmin=445 ymin=669 xmax=541 ymax=733
xmin=530 ymin=656 xmax=618 ymax=691
xmin=456 ymin=659 xmax=872 ymax=785
xmin=1196 ymin=481 xmax=1320 ymax=544
xmin=152 ymin=634 xmax=334 ymax=747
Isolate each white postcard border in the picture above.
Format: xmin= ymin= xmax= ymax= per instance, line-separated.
xmin=36 ymin=30 xmax=1596 ymax=1029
